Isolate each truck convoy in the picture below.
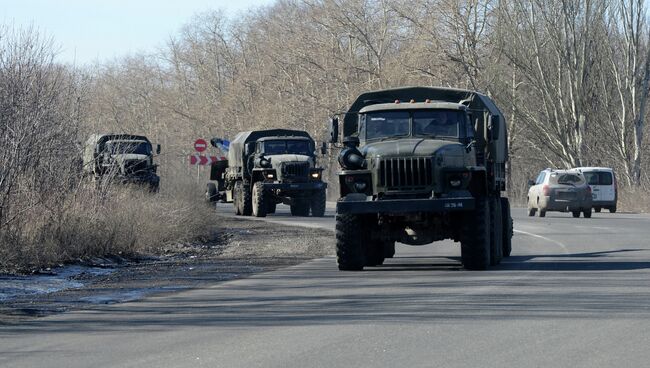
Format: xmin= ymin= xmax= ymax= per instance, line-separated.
xmin=206 ymin=129 xmax=327 ymax=217
xmin=83 ymin=134 xmax=161 ymax=191
xmin=329 ymin=86 xmax=513 ymax=271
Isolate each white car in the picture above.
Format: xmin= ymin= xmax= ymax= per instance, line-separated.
xmin=572 ymin=167 xmax=617 ymax=213
xmin=527 ymin=169 xmax=593 ymax=218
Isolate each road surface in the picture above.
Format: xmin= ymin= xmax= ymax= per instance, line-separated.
xmin=2 ymin=203 xmax=650 ymax=367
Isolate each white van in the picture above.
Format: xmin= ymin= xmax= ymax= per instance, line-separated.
xmin=573 ymin=167 xmax=617 ymax=213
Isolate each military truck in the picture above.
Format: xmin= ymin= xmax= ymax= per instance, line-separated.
xmin=206 ymin=129 xmax=327 ymax=217
xmin=329 ymin=87 xmax=513 ymax=270
xmin=83 ymin=134 xmax=161 ymax=191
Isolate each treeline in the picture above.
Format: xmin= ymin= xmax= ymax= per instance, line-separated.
xmin=83 ymin=0 xmax=650 ymax=200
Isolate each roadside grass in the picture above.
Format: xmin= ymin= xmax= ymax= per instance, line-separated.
xmin=0 ymin=177 xmax=214 ymax=274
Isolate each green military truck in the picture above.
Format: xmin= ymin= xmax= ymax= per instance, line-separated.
xmin=206 ymin=129 xmax=327 ymax=217
xmin=83 ymin=134 xmax=161 ymax=191
xmin=329 ymin=87 xmax=513 ymax=270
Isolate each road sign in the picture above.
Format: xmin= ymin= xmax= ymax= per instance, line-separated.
xmin=189 ymin=154 xmax=226 ymax=165
xmin=194 ymin=138 xmax=208 ymax=152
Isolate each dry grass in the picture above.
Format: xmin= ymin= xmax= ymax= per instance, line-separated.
xmin=617 ymin=186 xmax=650 ymax=213
xmin=0 ymin=177 xmax=214 ymax=274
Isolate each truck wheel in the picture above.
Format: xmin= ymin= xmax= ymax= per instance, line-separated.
xmin=489 ymin=197 xmax=503 ymax=266
xmin=290 ymin=199 xmax=310 ymax=216
xmin=206 ymin=183 xmax=218 ymax=203
xmin=233 ymin=182 xmax=242 ymax=215
xmin=594 ymin=207 xmax=601 ymax=213
xmin=364 ymin=240 xmax=385 ymax=266
xmin=461 ymin=197 xmax=490 ymax=270
xmin=383 ymin=240 xmax=395 ymax=258
xmin=500 ymin=197 xmax=513 ymax=258
xmin=336 ymin=214 xmax=365 ymax=271
xmin=609 ymin=206 xmax=617 ymax=213
xmin=583 ymin=208 xmax=592 ymax=218
xmin=241 ymin=182 xmax=252 ymax=216
xmin=572 ymin=211 xmax=580 ymax=218
xmin=310 ymin=188 xmax=326 ymax=217
xmin=252 ymin=182 xmax=267 ymax=217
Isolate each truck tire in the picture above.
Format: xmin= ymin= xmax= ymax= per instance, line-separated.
xmin=364 ymin=240 xmax=385 ymax=266
xmin=233 ymin=182 xmax=242 ymax=215
xmin=206 ymin=183 xmax=218 ymax=203
xmin=336 ymin=214 xmax=365 ymax=271
xmin=252 ymin=182 xmax=267 ymax=217
xmin=290 ymin=199 xmax=310 ymax=216
xmin=461 ymin=197 xmax=490 ymax=270
xmin=500 ymin=197 xmax=513 ymax=258
xmin=489 ymin=197 xmax=503 ymax=266
xmin=609 ymin=206 xmax=617 ymax=213
xmin=241 ymin=182 xmax=252 ymax=216
xmin=310 ymin=188 xmax=326 ymax=217
xmin=594 ymin=207 xmax=601 ymax=213
xmin=583 ymin=208 xmax=592 ymax=218
xmin=572 ymin=211 xmax=580 ymax=218
xmin=383 ymin=240 xmax=395 ymax=258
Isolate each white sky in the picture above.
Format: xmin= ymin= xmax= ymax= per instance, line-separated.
xmin=0 ymin=0 xmax=275 ymax=65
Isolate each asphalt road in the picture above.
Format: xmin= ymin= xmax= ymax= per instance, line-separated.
xmin=2 ymin=203 xmax=650 ymax=367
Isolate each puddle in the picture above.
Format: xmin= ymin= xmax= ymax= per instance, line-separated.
xmin=0 ymin=265 xmax=115 ymax=302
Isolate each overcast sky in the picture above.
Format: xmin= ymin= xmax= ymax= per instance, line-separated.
xmin=1 ymin=0 xmax=275 ymax=65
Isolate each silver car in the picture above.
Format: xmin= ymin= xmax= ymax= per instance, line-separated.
xmin=527 ymin=169 xmax=593 ymax=218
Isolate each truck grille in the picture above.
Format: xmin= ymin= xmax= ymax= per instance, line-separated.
xmin=379 ymin=157 xmax=433 ymax=190
xmin=124 ymin=160 xmax=149 ymax=176
xmin=281 ymin=162 xmax=309 ymax=181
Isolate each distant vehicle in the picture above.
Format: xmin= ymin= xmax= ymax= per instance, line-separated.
xmin=329 ymin=86 xmax=513 ymax=271
xmin=206 ymin=129 xmax=327 ymax=217
xmin=572 ymin=167 xmax=617 ymax=213
xmin=527 ymin=169 xmax=592 ymax=218
xmin=83 ymin=134 xmax=161 ymax=191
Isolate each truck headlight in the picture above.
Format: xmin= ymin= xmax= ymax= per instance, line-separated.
xmin=310 ymin=171 xmax=321 ymax=179
xmin=354 ymin=182 xmax=367 ymax=191
xmin=449 ymin=179 xmax=462 ymax=188
xmin=265 ymin=170 xmax=276 ymax=180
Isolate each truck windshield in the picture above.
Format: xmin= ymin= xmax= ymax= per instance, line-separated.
xmin=364 ymin=111 xmax=410 ymax=140
xmin=361 ymin=109 xmax=466 ymax=140
xmin=413 ymin=110 xmax=464 ymax=138
xmin=264 ymin=140 xmax=311 ymax=155
xmin=108 ymin=141 xmax=152 ymax=155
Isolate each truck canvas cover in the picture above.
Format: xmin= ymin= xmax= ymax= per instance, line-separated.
xmin=227 ymin=129 xmax=313 ymax=167
xmin=342 ymin=86 xmax=505 ymax=136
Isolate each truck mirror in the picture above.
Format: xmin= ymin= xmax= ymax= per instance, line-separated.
xmin=490 ymin=115 xmax=500 ymax=139
xmin=329 ymin=117 xmax=339 ymax=143
xmin=245 ymin=142 xmax=255 ymax=156
xmin=320 ymin=142 xmax=327 ymax=155
xmin=156 ymin=144 xmax=161 ymax=154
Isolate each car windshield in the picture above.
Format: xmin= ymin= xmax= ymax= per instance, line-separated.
xmin=584 ymin=172 xmax=613 ymax=185
xmin=552 ymin=173 xmax=585 ymax=186
xmin=412 ymin=110 xmax=464 ymax=138
xmin=364 ymin=111 xmax=410 ymax=140
xmin=108 ymin=141 xmax=151 ymax=155
xmin=263 ymin=140 xmax=311 ymax=155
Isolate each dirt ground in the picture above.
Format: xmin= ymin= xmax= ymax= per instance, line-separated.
xmin=0 ymin=216 xmax=334 ymax=324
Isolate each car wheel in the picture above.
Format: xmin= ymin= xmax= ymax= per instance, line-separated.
xmin=539 ymin=209 xmax=546 ymax=217
xmin=609 ymin=206 xmax=617 ymax=213
xmin=583 ymin=209 xmax=592 ymax=218
xmin=572 ymin=211 xmax=580 ymax=218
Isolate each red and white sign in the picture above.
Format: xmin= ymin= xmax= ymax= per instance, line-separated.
xmin=194 ymin=138 xmax=208 ymax=152
xmin=189 ymin=154 xmax=226 ymax=165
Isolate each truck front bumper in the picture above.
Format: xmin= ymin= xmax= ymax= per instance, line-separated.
xmin=262 ymin=182 xmax=327 ymax=190
xmin=337 ymin=196 xmax=475 ymax=215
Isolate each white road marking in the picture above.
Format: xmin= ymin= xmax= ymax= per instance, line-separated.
xmin=514 ymin=229 xmax=570 ymax=253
